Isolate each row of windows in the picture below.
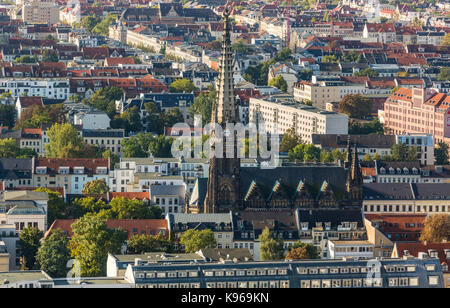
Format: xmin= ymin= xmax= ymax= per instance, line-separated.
xmin=297 ymin=266 xmax=373 ymax=275
xmin=300 ymin=278 xmax=383 ymax=288
xmin=364 ymin=205 xmax=450 ymax=213
xmin=204 ymin=268 xmax=288 ymax=277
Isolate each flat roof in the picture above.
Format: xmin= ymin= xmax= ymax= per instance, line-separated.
xmin=0 ymin=271 xmax=50 ymax=284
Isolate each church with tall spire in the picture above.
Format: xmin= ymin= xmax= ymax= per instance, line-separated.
xmin=198 ymin=8 xmax=242 ymax=214
xmin=186 ymin=10 xmax=364 ymax=214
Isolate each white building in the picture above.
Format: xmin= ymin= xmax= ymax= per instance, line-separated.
xmin=249 ymin=97 xmax=348 ymax=143
xmin=0 ymin=79 xmax=69 ymax=100
xmin=73 ymin=111 xmax=111 ymax=130
xmin=327 ymin=240 xmax=375 ymax=260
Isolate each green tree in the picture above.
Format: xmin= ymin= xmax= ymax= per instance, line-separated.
xmin=14 ymin=55 xmax=37 ymax=64
xmin=189 ymin=90 xmax=215 ymax=124
xmin=438 ymin=67 xmax=450 ymax=81
xmin=322 ymin=55 xmax=339 ymax=63
xmin=69 ymin=214 xmax=128 ymax=277
xmin=419 ymin=214 xmax=450 ymax=243
xmin=35 ymin=188 xmax=67 ymax=226
xmin=349 ymin=119 xmax=384 ymax=135
xmin=435 ymin=142 xmax=449 ymax=165
xmin=36 ymin=230 xmax=70 ymax=278
xmin=354 ymin=68 xmax=379 ymax=77
xmin=363 ymin=153 xmax=373 ymax=162
xmin=111 ymin=106 xmax=143 ymax=134
xmin=19 ymin=226 xmax=44 ymax=270
xmin=259 ymin=227 xmax=284 ymax=261
xmin=15 ymin=104 xmax=65 ymax=129
xmin=78 ymin=15 xmax=101 ymax=32
xmin=127 ymin=233 xmax=172 ymax=254
xmin=338 ymin=94 xmax=372 ymax=119
xmin=0 ymin=138 xmax=20 ymax=158
xmin=280 ymin=127 xmax=302 ymax=153
xmin=169 ymin=79 xmax=197 ymax=93
xmin=42 ymin=49 xmax=59 ymax=62
xmin=71 ymin=197 xmax=108 ymax=218
xmin=84 ymin=87 xmax=123 ymax=118
xmin=390 ymin=143 xmax=418 ymax=162
xmin=269 ymin=75 xmax=288 ymax=92
xmin=179 ymin=229 xmax=217 ymax=253
xmin=45 ymin=123 xmax=87 ymax=158
xmin=441 ymin=33 xmax=450 ymax=47
xmin=286 ymin=241 xmax=319 ymax=259
xmin=162 ymin=108 xmax=184 ymax=128
xmin=320 ymin=149 xmax=333 ymax=163
xmin=148 ymin=135 xmax=174 ymax=158
xmin=92 ymin=14 xmax=117 ymax=36
xmin=232 ymin=39 xmax=253 ymax=54
xmin=98 ymin=197 xmax=162 ymax=219
xmin=82 ymin=179 xmax=109 ymax=196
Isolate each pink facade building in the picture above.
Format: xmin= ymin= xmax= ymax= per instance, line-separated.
xmin=384 ymin=88 xmax=450 ymax=145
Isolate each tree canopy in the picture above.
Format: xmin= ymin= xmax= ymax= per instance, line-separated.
xmin=19 ymin=226 xmax=44 ymax=270
xmin=338 ymin=94 xmax=372 ymax=119
xmin=127 ymin=233 xmax=172 ymax=254
xmin=435 ymin=142 xmax=449 ymax=165
xmin=420 ymin=214 xmax=450 ymax=243
xmin=69 ymin=214 xmax=128 ymax=277
xmin=169 ymin=79 xmax=197 ymax=93
xmin=36 ymin=230 xmax=71 ymax=278
xmin=259 ymin=227 xmax=284 ymax=261
xmin=280 ymin=127 xmax=302 ymax=153
xmin=269 ymin=75 xmax=288 ymax=92
xmin=82 ymin=179 xmax=110 ymax=196
xmin=189 ymin=90 xmax=215 ymax=124
xmin=179 ymin=229 xmax=217 ymax=253
xmin=45 ymin=123 xmax=88 ymax=158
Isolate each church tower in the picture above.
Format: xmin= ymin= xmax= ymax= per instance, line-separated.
xmin=203 ymin=8 xmax=241 ymax=214
xmin=346 ymin=137 xmax=363 ymax=204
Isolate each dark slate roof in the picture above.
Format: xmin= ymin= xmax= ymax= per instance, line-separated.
xmin=298 ymin=209 xmax=364 ymax=228
xmin=0 ymin=158 xmax=32 ymax=180
xmin=412 ymin=183 xmax=450 ymax=200
xmin=312 ymin=134 xmax=396 ymax=149
xmin=363 ymin=183 xmax=414 ymax=200
xmin=240 ymin=166 xmax=348 ymax=200
xmin=82 ymin=129 xmax=124 ymax=138
xmin=234 ymin=209 xmax=299 ymax=233
xmin=124 ymin=93 xmax=194 ymax=111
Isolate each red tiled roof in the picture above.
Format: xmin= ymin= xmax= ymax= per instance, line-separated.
xmin=394 ymin=242 xmax=450 ymax=272
xmin=45 ymin=219 xmax=169 ymax=240
xmin=18 ymin=97 xmax=43 ymax=108
xmin=105 ymin=57 xmax=135 ymax=66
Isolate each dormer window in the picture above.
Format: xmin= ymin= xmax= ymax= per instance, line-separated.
xmin=428 ymin=250 xmax=438 ymax=258
xmin=59 ymin=167 xmax=70 ymax=175
xmin=389 ymin=168 xmax=395 ymax=175
xmin=36 ymin=166 xmax=47 ymax=174
xmin=396 ymin=168 xmax=402 ymax=175
xmin=412 ymin=168 xmax=418 ymax=175
xmin=74 ymin=167 xmax=84 ymax=174
xmin=97 ymin=167 xmax=108 ymax=175
xmin=403 ymin=168 xmax=409 ymax=175
xmin=325 ymin=222 xmax=331 ymax=230
xmin=445 ymin=250 xmax=450 ymax=259
xmin=380 ymin=167 xmax=386 ymax=175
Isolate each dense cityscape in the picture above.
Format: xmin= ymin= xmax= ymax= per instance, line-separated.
xmin=0 ymin=0 xmax=448 ymax=291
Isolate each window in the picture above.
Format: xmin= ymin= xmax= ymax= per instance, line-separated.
xmin=300 ymin=280 xmax=310 ymax=288
xmin=429 ymin=276 xmax=439 ymax=286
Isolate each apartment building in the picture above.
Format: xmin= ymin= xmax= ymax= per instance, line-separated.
xmin=22 ymin=0 xmax=59 ymax=25
xmin=123 ymin=257 xmax=445 ymax=288
xmin=33 ymin=158 xmax=109 ymax=194
xmin=396 ymin=133 xmax=435 ymax=166
xmin=363 ymin=183 xmax=450 ymax=215
xmin=249 ymin=97 xmax=348 ymax=143
xmin=167 ymin=213 xmax=234 ymax=251
xmin=384 ymin=88 xmax=450 ymax=145
xmin=0 ymin=79 xmax=69 ymax=100
xmin=81 ymin=129 xmax=125 ymax=156
xmin=0 ymin=159 xmax=33 ymax=189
